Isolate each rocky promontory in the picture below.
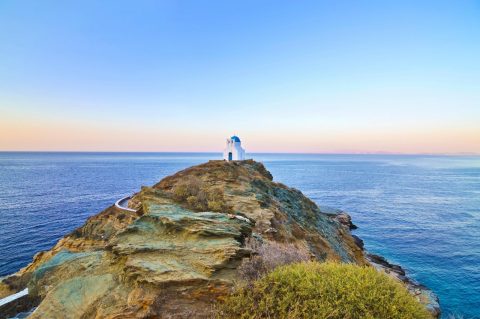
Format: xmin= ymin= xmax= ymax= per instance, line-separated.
xmin=0 ymin=160 xmax=439 ymax=318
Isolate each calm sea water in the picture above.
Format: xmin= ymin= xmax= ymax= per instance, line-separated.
xmin=0 ymin=152 xmax=479 ymax=318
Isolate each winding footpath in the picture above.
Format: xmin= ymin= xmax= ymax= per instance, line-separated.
xmin=115 ymin=195 xmax=136 ymax=212
xmin=0 ymin=288 xmax=28 ymax=307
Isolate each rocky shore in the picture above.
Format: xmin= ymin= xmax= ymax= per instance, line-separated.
xmin=333 ymin=211 xmax=441 ymax=317
xmin=367 ymin=254 xmax=441 ymax=317
xmin=0 ymin=160 xmax=440 ymax=318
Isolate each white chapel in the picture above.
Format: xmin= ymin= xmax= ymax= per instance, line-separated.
xmin=223 ymin=135 xmax=245 ymax=161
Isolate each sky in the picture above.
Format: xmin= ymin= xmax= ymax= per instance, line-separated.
xmin=0 ymin=0 xmax=479 ymax=153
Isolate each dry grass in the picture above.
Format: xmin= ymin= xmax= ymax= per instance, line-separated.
xmin=171 ymin=176 xmax=231 ymax=213
xmin=238 ymin=239 xmax=311 ymax=283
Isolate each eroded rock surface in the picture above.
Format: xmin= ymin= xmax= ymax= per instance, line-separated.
xmin=0 ymin=160 xmax=437 ymax=318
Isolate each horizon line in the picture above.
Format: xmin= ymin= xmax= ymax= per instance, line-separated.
xmin=0 ymin=150 xmax=478 ymax=156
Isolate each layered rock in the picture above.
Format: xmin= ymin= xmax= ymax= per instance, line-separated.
xmin=151 ymin=160 xmax=365 ymax=265
xmin=0 ymin=160 xmax=438 ymax=318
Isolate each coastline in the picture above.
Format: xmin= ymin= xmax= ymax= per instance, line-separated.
xmin=334 ymin=211 xmax=441 ymax=318
xmin=367 ymin=253 xmax=441 ymax=317
xmin=0 ymin=161 xmax=450 ymax=316
xmin=1 ymin=207 xmax=441 ymax=319
xmin=1 ymin=212 xmax=442 ymax=319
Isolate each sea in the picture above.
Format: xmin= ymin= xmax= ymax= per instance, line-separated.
xmin=0 ymin=152 xmax=479 ymax=318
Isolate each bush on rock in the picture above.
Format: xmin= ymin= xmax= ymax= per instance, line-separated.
xmin=219 ymin=261 xmax=432 ymax=319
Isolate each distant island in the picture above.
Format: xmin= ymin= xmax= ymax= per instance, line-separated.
xmin=0 ymin=160 xmax=440 ymax=318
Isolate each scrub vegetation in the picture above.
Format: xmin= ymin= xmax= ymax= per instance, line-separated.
xmin=238 ymin=239 xmax=311 ymax=283
xmin=218 ymin=262 xmax=432 ymax=319
xmin=172 ymin=176 xmax=232 ymax=213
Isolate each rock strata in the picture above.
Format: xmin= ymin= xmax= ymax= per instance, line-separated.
xmin=0 ymin=160 xmax=439 ymax=318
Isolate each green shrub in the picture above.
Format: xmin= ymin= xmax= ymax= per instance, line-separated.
xmin=218 ymin=262 xmax=432 ymax=319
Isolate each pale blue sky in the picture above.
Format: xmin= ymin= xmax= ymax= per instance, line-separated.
xmin=1 ymin=1 xmax=479 ymax=152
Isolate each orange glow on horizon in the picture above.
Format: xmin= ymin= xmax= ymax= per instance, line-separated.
xmin=1 ymin=117 xmax=479 ymax=155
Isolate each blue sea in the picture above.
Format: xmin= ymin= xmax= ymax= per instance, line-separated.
xmin=0 ymin=152 xmax=479 ymax=318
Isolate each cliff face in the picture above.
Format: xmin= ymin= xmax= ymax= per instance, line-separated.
xmin=0 ymin=160 xmax=434 ymax=318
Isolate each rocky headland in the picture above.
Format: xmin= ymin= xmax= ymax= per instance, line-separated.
xmin=0 ymin=160 xmax=440 ymax=318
